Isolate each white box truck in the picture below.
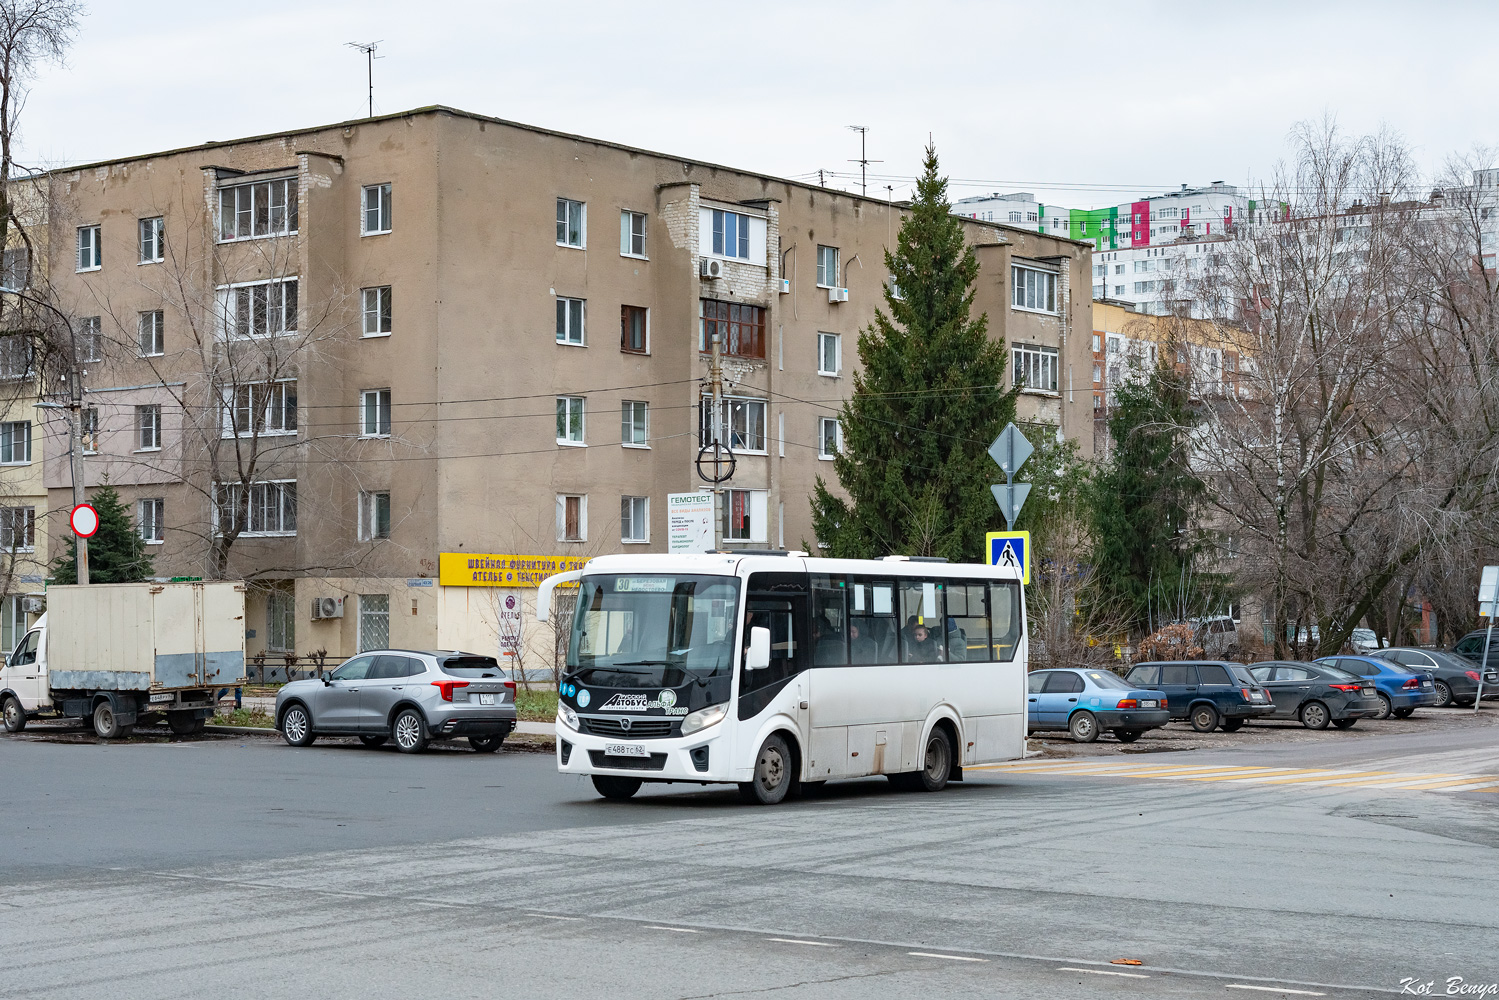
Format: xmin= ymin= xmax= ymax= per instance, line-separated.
xmin=0 ymin=581 xmax=247 ymax=738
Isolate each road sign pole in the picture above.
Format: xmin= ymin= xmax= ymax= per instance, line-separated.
xmin=1478 ymin=567 xmax=1498 ymax=712
xmin=1476 ymin=617 xmax=1493 ymax=713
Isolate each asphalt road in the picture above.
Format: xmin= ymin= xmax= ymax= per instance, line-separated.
xmin=3 ymin=720 xmax=1497 ymax=999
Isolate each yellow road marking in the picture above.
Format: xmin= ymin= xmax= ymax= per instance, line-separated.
xmin=1380 ymin=775 xmax=1496 ymax=790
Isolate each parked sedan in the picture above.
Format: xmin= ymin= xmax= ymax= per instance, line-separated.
xmin=276 ymin=650 xmax=518 ymax=753
xmin=1124 ymin=661 xmax=1275 ymax=733
xmin=1314 ymin=655 xmax=1437 ymax=719
xmin=1027 ymin=668 xmax=1170 ymax=743
xmin=1373 ymin=648 xmax=1499 ymax=707
xmin=1246 ymin=661 xmax=1382 ymax=729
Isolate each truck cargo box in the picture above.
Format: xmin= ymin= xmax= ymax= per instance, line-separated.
xmin=45 ymin=582 xmax=247 ymax=691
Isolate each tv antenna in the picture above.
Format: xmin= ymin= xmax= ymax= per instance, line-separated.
xmin=346 ymin=40 xmax=383 ymax=118
xmin=847 ymin=125 xmax=882 ymax=197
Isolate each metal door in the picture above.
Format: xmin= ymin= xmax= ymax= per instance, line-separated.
xmin=358 ymin=654 xmax=415 ymax=732
xmin=6 ymin=629 xmax=45 ymax=710
xmin=316 ymin=654 xmax=374 ymax=729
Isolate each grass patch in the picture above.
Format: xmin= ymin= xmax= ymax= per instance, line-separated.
xmin=516 ymin=688 xmax=558 ymax=722
xmin=212 ymin=707 xmax=275 ymax=728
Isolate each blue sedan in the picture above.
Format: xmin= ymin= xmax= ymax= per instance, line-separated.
xmin=1027 ymin=668 xmax=1171 ymax=743
xmin=1314 ymin=655 xmax=1437 ymax=719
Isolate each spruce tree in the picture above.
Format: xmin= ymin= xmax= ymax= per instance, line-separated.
xmin=811 ymin=143 xmax=1015 ymax=562
xmin=1088 ymin=361 xmax=1206 ymax=634
xmin=51 ymin=484 xmax=155 ymax=584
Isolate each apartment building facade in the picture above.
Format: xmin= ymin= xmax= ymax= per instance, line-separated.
xmin=28 ymin=106 xmax=1092 ymax=668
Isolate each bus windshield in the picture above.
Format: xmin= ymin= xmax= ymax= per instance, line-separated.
xmin=567 ymin=574 xmax=742 ymax=688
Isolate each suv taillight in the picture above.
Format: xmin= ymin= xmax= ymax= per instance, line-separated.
xmin=432 ymin=680 xmax=470 ymax=701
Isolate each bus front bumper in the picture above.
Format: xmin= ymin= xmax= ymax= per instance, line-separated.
xmin=555 ymin=721 xmax=730 ymax=782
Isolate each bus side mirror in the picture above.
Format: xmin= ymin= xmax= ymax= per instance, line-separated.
xmin=745 ymin=626 xmax=771 ymax=671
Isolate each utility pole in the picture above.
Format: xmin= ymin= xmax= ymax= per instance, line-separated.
xmin=346 ymin=40 xmax=381 ymax=118
xmin=709 ymin=324 xmax=725 ymax=549
xmin=4 ymin=286 xmax=88 ymax=583
xmin=846 ymin=125 xmax=882 ymax=198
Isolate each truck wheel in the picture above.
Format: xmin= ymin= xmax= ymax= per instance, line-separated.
xmin=168 ymin=712 xmax=206 ymax=736
xmin=93 ymin=701 xmax=129 ymax=740
xmin=2 ymin=695 xmax=26 ymax=733
xmin=280 ymin=704 xmax=316 ymax=747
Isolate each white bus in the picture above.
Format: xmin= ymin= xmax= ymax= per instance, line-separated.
xmin=537 ymin=551 xmax=1027 ymax=804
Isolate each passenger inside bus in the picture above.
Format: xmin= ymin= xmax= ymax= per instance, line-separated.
xmin=904 ymin=622 xmax=943 ymax=663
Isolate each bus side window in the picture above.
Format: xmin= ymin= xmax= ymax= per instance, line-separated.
xmin=847 ymin=578 xmax=896 ymax=665
xmin=990 ymin=582 xmax=1021 ymax=662
xmin=946 ymin=582 xmax=991 ymax=662
xmin=810 ymin=576 xmax=847 ymax=666
xmin=897 ymin=580 xmax=945 ymax=664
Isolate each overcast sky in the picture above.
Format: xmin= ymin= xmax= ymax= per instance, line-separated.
xmin=20 ymin=0 xmax=1499 ymax=208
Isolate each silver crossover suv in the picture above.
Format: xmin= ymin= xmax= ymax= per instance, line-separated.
xmin=276 ymin=650 xmax=518 ymax=753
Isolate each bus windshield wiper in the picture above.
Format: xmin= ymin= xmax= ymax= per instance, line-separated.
xmin=610 ymin=659 xmax=675 ymax=667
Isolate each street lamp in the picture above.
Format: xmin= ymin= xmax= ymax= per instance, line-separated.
xmin=0 ymin=285 xmax=88 ymax=584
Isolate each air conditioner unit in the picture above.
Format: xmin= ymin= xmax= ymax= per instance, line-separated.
xmin=22 ymin=596 xmax=43 ymax=614
xmin=780 ymin=278 xmax=791 ymax=295
xmin=700 ymin=258 xmax=724 ymax=279
xmin=311 ymin=596 xmax=344 ymax=620
xmin=828 ymin=286 xmax=849 ymax=303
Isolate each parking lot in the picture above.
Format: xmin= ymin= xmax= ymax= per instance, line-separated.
xmin=4 ymin=704 xmax=1497 ymax=999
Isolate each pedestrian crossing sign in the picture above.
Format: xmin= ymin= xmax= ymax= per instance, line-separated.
xmin=986 ymin=530 xmax=1030 ymax=585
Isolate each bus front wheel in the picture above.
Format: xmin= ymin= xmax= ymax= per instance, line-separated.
xmin=738 ymin=734 xmax=792 ymax=805
xmin=592 ymin=775 xmax=643 ymax=800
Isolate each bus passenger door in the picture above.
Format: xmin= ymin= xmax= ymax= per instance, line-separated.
xmin=739 ymin=596 xmax=806 ymax=728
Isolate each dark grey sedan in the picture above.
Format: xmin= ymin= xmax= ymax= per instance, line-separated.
xmin=1247 ymin=661 xmax=1382 ymax=730
xmin=276 ymin=650 xmax=518 ymax=753
xmin=1375 ymin=648 xmax=1499 ymax=707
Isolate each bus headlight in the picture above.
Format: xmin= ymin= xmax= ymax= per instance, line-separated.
xmin=680 ymin=703 xmax=727 ymax=736
xmin=557 ymin=702 xmax=578 ymax=730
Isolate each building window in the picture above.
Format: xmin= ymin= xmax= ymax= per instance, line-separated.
xmin=362 ymin=183 xmax=392 ymax=235
xmin=80 ymin=407 xmax=98 ymax=454
xmin=620 ymin=305 xmax=647 ymax=353
xmin=77 ymin=225 xmax=101 ymax=271
xmin=219 ymin=278 xmax=299 ymax=338
xmin=817 ymin=332 xmax=840 ymax=376
xmin=1091 ymin=334 xmax=1101 ymax=352
xmin=556 ymin=395 xmax=584 ymax=445
xmin=620 ymin=210 xmax=647 ymax=257
xmin=0 ymin=421 xmax=30 ymax=465
xmin=1012 ymin=344 xmax=1059 ymax=393
xmin=816 ymin=245 xmax=840 ymax=287
xmin=266 ymin=586 xmax=295 ymax=652
xmin=557 ymin=494 xmax=586 ymax=542
xmin=723 ymin=489 xmax=767 ymax=543
xmin=0 ymin=506 xmax=35 ymax=551
xmin=361 ymin=389 xmax=391 ymax=438
xmin=359 ymin=491 xmax=391 ymax=540
xmin=136 ymin=405 xmax=162 ymax=451
xmin=1011 ymin=264 xmax=1057 ymax=313
xmin=225 ymin=380 xmax=297 ymax=437
xmin=621 ymin=496 xmax=648 ymax=543
xmin=700 ymin=395 xmax=766 ymax=452
xmin=0 ymin=334 xmax=29 ymax=379
xmin=137 ymin=216 xmax=165 ymax=264
xmin=698 ymin=299 xmax=764 ymax=358
xmin=214 ymin=481 xmax=297 ymax=536
xmin=1114 ymin=263 xmax=1124 ymax=274
xmin=138 ymin=310 xmax=164 ymax=357
xmin=1008 ymin=211 xmax=1022 ymax=223
xmin=1113 ymin=284 xmax=1124 ymax=296
xmin=3 ymin=247 xmax=29 ymax=288
xmin=362 ymin=286 xmax=392 ymax=337
xmin=712 ymin=209 xmax=751 ymax=259
xmin=139 ymin=498 xmax=164 ymax=543
xmin=218 ymin=177 xmax=298 ymax=241
xmin=78 ymin=316 xmax=102 ymax=363
xmin=556 ymin=296 xmax=585 ymax=345
xmin=1093 ymin=363 xmax=1102 ymax=383
xmin=818 ymin=417 xmax=841 ymax=459
xmin=556 ymin=198 xmax=585 ymax=248
xmin=621 ymin=400 xmax=648 ymax=447
xmin=358 ymin=594 xmax=389 ymax=652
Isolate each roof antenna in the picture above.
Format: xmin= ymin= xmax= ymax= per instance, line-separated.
xmin=346 ymin=40 xmax=383 ymax=118
xmin=847 ymin=125 xmax=882 ymax=197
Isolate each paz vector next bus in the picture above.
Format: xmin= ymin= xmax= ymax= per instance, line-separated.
xmin=537 ymin=551 xmax=1026 ymax=804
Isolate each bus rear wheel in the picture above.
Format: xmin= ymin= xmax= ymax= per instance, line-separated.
xmin=893 ymin=726 xmax=953 ymax=792
xmin=738 ymin=734 xmax=792 ymax=805
xmin=592 ymin=775 xmax=642 ymax=800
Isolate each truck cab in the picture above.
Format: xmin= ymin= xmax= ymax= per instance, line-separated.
xmin=0 ymin=614 xmax=48 ymax=730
